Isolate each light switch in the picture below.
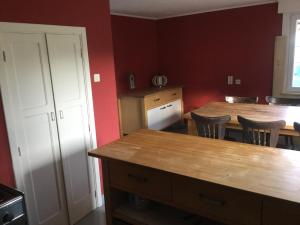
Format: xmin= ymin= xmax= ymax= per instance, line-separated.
xmin=227 ymin=75 xmax=233 ymax=85
xmin=94 ymin=74 xmax=101 ymax=83
xmin=235 ymin=79 xmax=241 ymax=85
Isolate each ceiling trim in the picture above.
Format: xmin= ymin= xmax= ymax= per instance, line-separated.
xmin=159 ymin=0 xmax=277 ymax=19
xmin=110 ymin=12 xmax=157 ymax=20
xmin=110 ymin=0 xmax=277 ymax=20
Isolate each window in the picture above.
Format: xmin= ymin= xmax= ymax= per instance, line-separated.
xmin=285 ymin=14 xmax=300 ymax=93
xmin=291 ymin=19 xmax=300 ymax=87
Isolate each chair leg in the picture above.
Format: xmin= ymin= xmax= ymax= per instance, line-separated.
xmin=290 ymin=136 xmax=294 ymax=150
xmin=284 ymin=135 xmax=294 ymax=150
xmin=284 ymin=136 xmax=289 ymax=148
xmin=225 ymin=129 xmax=229 ymax=137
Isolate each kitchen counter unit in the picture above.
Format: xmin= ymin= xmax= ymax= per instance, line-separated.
xmin=89 ymin=129 xmax=300 ymax=225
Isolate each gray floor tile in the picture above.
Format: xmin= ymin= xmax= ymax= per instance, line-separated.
xmin=75 ymin=206 xmax=106 ymax=225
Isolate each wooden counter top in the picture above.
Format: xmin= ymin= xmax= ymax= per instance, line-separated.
xmin=118 ymin=85 xmax=182 ymax=98
xmin=89 ymin=129 xmax=300 ymax=204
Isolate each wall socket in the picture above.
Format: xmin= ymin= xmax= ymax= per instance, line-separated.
xmin=235 ymin=79 xmax=241 ymax=85
xmin=227 ymin=75 xmax=233 ymax=85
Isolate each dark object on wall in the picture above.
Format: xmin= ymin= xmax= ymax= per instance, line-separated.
xmin=152 ymin=75 xmax=167 ymax=88
xmin=128 ymin=74 xmax=135 ymax=90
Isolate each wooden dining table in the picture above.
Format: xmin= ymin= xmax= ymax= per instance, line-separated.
xmin=184 ymin=101 xmax=300 ymax=137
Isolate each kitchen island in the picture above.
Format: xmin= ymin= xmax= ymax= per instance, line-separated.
xmin=89 ymin=129 xmax=300 ymax=225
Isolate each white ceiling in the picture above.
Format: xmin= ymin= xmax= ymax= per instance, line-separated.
xmin=110 ymin=0 xmax=277 ymax=19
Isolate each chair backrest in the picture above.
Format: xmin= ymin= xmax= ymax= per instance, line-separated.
xmin=265 ymin=96 xmax=300 ymax=106
xmin=294 ymin=122 xmax=300 ymax=132
xmin=191 ymin=112 xmax=231 ymax=140
xmin=225 ymin=96 xmax=259 ymax=104
xmin=237 ymin=115 xmax=286 ymax=147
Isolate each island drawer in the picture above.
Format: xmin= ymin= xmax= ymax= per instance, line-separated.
xmin=262 ymin=199 xmax=300 ymax=225
xmin=109 ymin=160 xmax=172 ymax=201
xmin=172 ymin=175 xmax=261 ymax=225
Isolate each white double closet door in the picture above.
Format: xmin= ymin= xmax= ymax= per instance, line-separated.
xmin=0 ymin=31 xmax=97 ymax=225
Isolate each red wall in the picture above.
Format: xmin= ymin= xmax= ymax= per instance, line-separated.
xmin=0 ymin=101 xmax=14 ymax=187
xmin=111 ymin=16 xmax=158 ymax=93
xmin=0 ymin=0 xmax=120 ymax=187
xmin=157 ymin=3 xmax=282 ymax=112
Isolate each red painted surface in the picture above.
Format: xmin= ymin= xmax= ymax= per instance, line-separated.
xmin=111 ymin=16 xmax=159 ymax=93
xmin=0 ymin=0 xmax=119 ymax=188
xmin=0 ymin=101 xmax=14 ymax=187
xmin=157 ymin=3 xmax=282 ymax=112
xmin=0 ymin=2 xmax=282 ymax=190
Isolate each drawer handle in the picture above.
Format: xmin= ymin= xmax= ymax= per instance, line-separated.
xmin=198 ymin=194 xmax=226 ymax=206
xmin=172 ymin=93 xmax=177 ymax=96
xmin=160 ymin=107 xmax=166 ymax=110
xmin=128 ymin=174 xmax=148 ymax=183
xmin=154 ymin=98 xmax=160 ymax=102
xmin=167 ymin=104 xmax=172 ymax=107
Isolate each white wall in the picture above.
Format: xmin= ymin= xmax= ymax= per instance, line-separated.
xmin=278 ymin=0 xmax=300 ymax=13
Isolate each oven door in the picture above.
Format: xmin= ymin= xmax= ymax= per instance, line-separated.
xmin=2 ymin=215 xmax=27 ymax=225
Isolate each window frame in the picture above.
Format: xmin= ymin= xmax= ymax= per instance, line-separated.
xmin=284 ymin=13 xmax=300 ymax=93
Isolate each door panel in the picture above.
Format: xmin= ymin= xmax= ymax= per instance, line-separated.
xmin=58 ymin=106 xmax=90 ymax=203
xmin=24 ymin=114 xmax=63 ymax=224
xmin=46 ymin=34 xmax=96 ymax=224
xmin=46 ymin=35 xmax=82 ymax=103
xmin=0 ymin=33 xmax=68 ymax=225
xmin=46 ymin=42 xmax=81 ymax=102
xmin=12 ymin=42 xmax=48 ymax=109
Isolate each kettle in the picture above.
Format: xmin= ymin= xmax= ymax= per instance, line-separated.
xmin=152 ymin=75 xmax=168 ymax=88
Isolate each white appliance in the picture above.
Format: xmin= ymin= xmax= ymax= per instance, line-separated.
xmin=147 ymin=99 xmax=182 ymax=130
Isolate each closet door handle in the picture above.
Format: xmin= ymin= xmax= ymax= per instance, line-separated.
xmin=59 ymin=110 xmax=64 ymax=119
xmin=51 ymin=112 xmax=56 ymax=121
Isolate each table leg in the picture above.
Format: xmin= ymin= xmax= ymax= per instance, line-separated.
xmin=187 ymin=119 xmax=198 ymax=136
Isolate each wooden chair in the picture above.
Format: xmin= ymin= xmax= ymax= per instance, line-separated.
xmin=293 ymin=122 xmax=300 ymax=151
xmin=191 ymin=112 xmax=231 ymax=140
xmin=294 ymin=122 xmax=300 ymax=132
xmin=237 ymin=115 xmax=286 ymax=147
xmin=266 ymin=96 xmax=300 ymax=149
xmin=224 ymin=96 xmax=258 ymax=141
xmin=265 ymin=96 xmax=300 ymax=106
xmin=225 ymin=96 xmax=259 ymax=104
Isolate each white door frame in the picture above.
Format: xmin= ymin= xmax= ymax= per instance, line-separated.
xmin=0 ymin=22 xmax=102 ymax=207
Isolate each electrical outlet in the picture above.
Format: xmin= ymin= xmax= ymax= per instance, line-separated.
xmin=94 ymin=74 xmax=101 ymax=83
xmin=227 ymin=75 xmax=233 ymax=85
xmin=235 ymin=79 xmax=241 ymax=85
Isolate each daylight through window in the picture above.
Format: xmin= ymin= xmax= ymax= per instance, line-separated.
xmin=292 ymin=20 xmax=300 ymax=87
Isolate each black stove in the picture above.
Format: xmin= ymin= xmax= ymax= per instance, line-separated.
xmin=0 ymin=184 xmax=27 ymax=225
